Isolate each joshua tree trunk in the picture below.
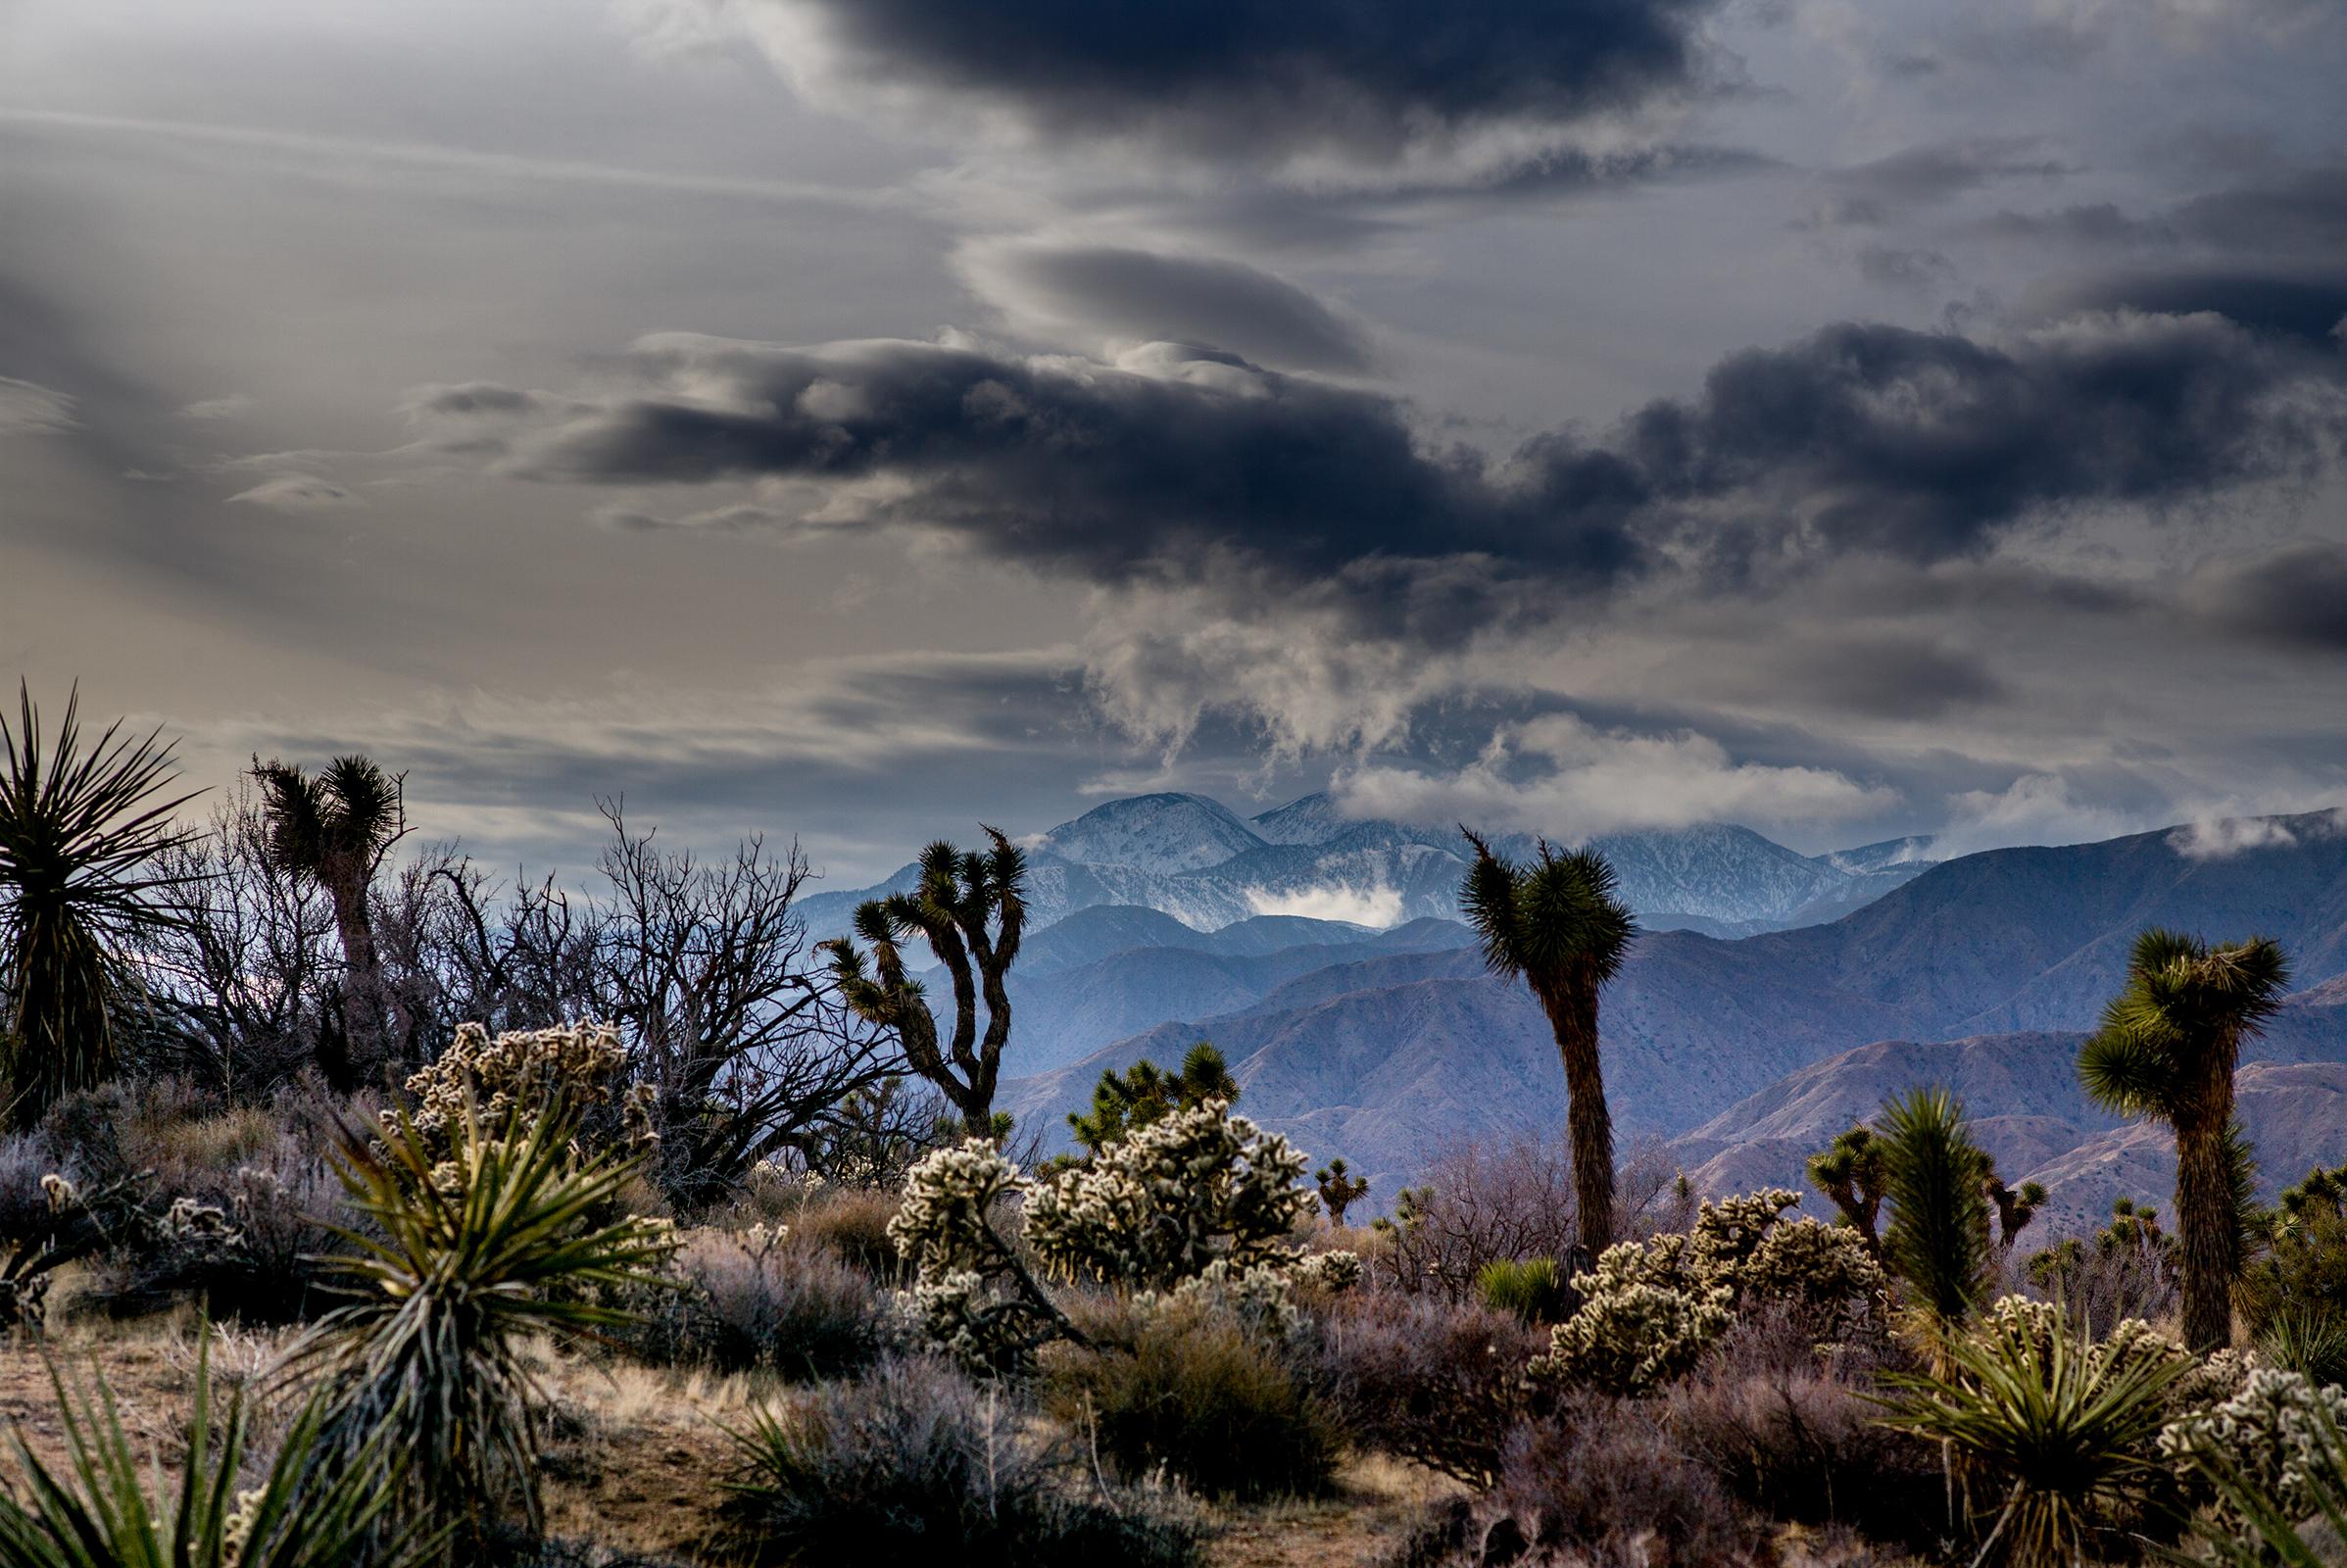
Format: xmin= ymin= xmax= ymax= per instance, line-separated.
xmin=2175 ymin=1052 xmax=2237 ymax=1350
xmin=323 ymin=856 xmax=396 ymax=1081
xmin=1539 ymin=972 xmax=1615 ymax=1264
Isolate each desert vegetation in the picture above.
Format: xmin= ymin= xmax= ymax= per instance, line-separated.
xmin=0 ymin=685 xmax=2341 ymax=1566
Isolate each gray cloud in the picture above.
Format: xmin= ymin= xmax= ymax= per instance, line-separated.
xmin=0 ymin=377 xmax=78 ymax=436
xmin=2189 ymin=543 xmax=2347 ymax=653
xmin=957 ymin=240 xmax=1375 ymax=371
xmin=449 ymin=309 xmax=2347 ymax=626
xmin=755 ymin=0 xmax=1728 ymax=178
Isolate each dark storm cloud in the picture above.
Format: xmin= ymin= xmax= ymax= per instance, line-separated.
xmin=2031 ymin=270 xmax=2347 ymax=340
xmin=774 ymin=0 xmax=1725 ymax=164
xmin=1802 ymin=137 xmax=2074 ymax=228
xmin=457 ymin=309 xmax=2347 ymax=618
xmin=2190 ymin=544 xmax=2347 ymax=653
xmin=959 ymin=242 xmax=1375 ymax=370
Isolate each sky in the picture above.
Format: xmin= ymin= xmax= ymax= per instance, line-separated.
xmin=3 ymin=0 xmax=2345 ymax=888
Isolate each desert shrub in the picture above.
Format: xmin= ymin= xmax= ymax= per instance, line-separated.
xmin=720 ymin=1356 xmax=1201 ymax=1568
xmin=1478 ymin=1256 xmax=1568 ymax=1324
xmin=1394 ymin=1396 xmax=1758 ymax=1568
xmin=778 ymin=1184 xmax=904 ymax=1283
xmin=2161 ymin=1366 xmax=2347 ymax=1557
xmin=1045 ymin=1296 xmax=1340 ymax=1501
xmin=1025 ymin=1099 xmax=1315 ymax=1286
xmin=625 ymin=1224 xmax=896 ymax=1380
xmin=0 ymin=1130 xmax=66 ymax=1251
xmin=2026 ymin=1204 xmax=2182 ymax=1336
xmin=1370 ymin=1134 xmax=1579 ymax=1302
xmin=1878 ymin=1296 xmax=2198 ymax=1566
xmin=1664 ymin=1339 xmax=1939 ymax=1544
xmin=1306 ymin=1290 xmax=1542 ymax=1485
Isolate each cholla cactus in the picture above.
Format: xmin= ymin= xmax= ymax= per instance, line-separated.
xmin=1299 ymin=1249 xmax=1364 ymax=1293
xmin=400 ymin=1020 xmax=648 ymax=1157
xmin=1530 ymin=1237 xmax=1734 ymax=1396
xmin=1529 ymin=1188 xmax=1889 ymax=1396
xmin=2160 ymin=1366 xmax=2347 ymax=1552
xmin=1026 ymin=1099 xmax=1312 ymax=1288
xmin=1691 ymin=1188 xmax=1804 ymax=1280
xmin=1737 ymin=1216 xmax=1889 ymax=1335
xmin=886 ymin=1139 xmax=1069 ymax=1371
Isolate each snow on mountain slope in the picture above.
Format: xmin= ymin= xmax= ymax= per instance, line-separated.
xmin=802 ymin=791 xmax=1934 ymax=939
xmin=1037 ymin=793 xmax=1266 ymax=873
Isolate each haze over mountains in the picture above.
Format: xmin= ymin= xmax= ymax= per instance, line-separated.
xmin=944 ymin=804 xmax=2347 ymax=1235
xmin=799 ymin=791 xmax=1938 ymax=941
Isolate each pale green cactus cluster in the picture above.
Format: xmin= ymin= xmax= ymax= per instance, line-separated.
xmin=1530 ymin=1187 xmax=1888 ymax=1396
xmin=2160 ymin=1364 xmax=2347 ymax=1552
xmin=887 ymin=1102 xmax=1355 ymax=1370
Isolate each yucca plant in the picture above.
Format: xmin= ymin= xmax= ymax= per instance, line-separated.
xmin=1879 ymin=1086 xmax=1993 ymax=1339
xmin=1877 ymin=1307 xmax=2195 ymax=1567
xmin=0 ymin=684 xmax=199 ymax=1127
xmin=2260 ymin=1308 xmax=2347 ymax=1389
xmin=278 ymin=1099 xmax=678 ymax=1541
xmin=0 ymin=1338 xmax=435 ymax=1568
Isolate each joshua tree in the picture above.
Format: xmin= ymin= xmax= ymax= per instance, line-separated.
xmin=252 ymin=754 xmax=406 ymax=1081
xmin=1067 ymin=1039 xmax=1236 ymax=1153
xmin=1984 ymin=1174 xmax=2048 ymax=1250
xmin=1807 ymin=1124 xmax=1889 ymax=1252
xmin=822 ymin=829 xmax=1026 ymax=1133
xmin=1880 ymin=1086 xmax=1994 ymax=1335
xmin=0 ymin=685 xmax=197 ymax=1126
xmin=2078 ymin=928 xmax=2289 ymax=1350
xmin=1316 ymin=1157 xmax=1370 ymax=1226
xmin=1459 ymin=829 xmax=1635 ymax=1264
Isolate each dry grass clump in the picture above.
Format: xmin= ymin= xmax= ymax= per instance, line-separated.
xmin=1044 ymin=1294 xmax=1342 ymax=1501
xmin=1391 ymin=1395 xmax=1761 ymax=1568
xmin=720 ymin=1355 xmax=1203 ymax=1567
xmin=623 ymin=1225 xmax=898 ymax=1381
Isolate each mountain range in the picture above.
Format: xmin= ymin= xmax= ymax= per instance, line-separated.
xmin=988 ymin=808 xmax=2347 ymax=1234
xmin=798 ymin=791 xmax=1938 ymax=941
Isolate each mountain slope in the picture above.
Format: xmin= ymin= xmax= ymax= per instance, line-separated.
xmin=803 ymin=790 xmax=1934 ymax=939
xmin=1001 ymin=808 xmax=2347 ymax=1203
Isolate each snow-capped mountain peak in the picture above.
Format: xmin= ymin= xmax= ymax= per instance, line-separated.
xmin=1037 ymin=792 xmax=1266 ymax=874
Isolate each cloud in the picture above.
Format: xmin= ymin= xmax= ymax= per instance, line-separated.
xmin=1931 ymin=773 xmax=2142 ymax=858
xmin=740 ymin=0 xmax=1728 ymax=183
xmin=225 ymin=473 xmax=363 ymax=512
xmin=2032 ymin=270 xmax=2347 ymax=340
xmin=1801 ymin=136 xmax=2074 ymax=229
xmin=2186 ymin=542 xmax=2347 ymax=652
xmin=176 ymin=393 xmax=253 ymax=420
xmin=458 ymin=309 xmax=2347 ymax=603
xmin=0 ymin=377 xmax=79 ymax=436
xmin=2169 ymin=807 xmax=2345 ymax=859
xmin=1330 ymin=712 xmax=1891 ymax=837
xmin=1245 ymin=879 xmax=1403 ymax=926
xmin=956 ymin=239 xmax=1375 ymax=371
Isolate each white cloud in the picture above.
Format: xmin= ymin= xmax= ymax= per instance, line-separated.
xmin=0 ymin=378 xmax=79 ymax=437
xmin=1332 ymin=713 xmax=1890 ymax=838
xmin=2170 ymin=806 xmax=2346 ymax=859
xmin=1931 ymin=773 xmax=2144 ymax=858
xmin=226 ymin=474 xmax=362 ymax=513
xmin=177 ymin=394 xmax=253 ymax=420
xmin=1246 ymin=880 xmax=1404 ymax=927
